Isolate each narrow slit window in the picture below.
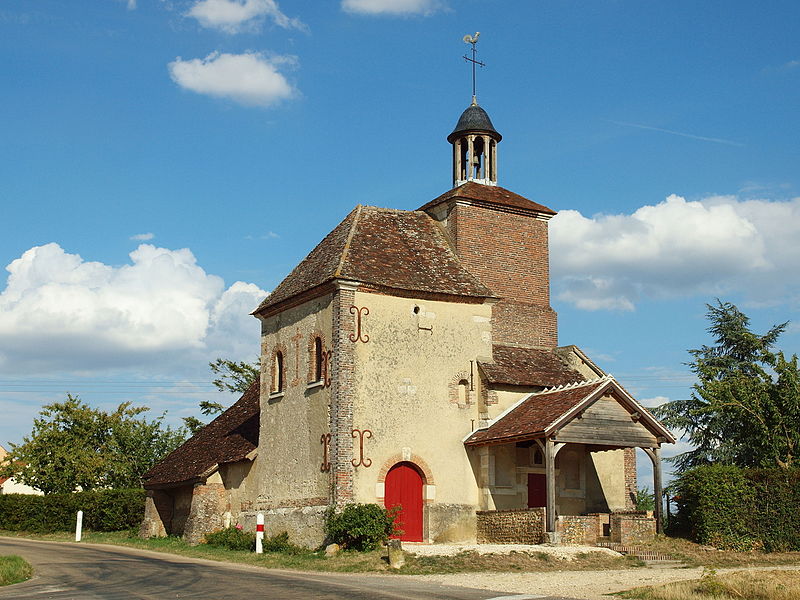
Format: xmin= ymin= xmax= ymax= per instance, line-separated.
xmin=314 ymin=337 xmax=323 ymax=382
xmin=273 ymin=351 xmax=284 ymax=393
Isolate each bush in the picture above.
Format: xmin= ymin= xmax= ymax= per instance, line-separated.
xmin=204 ymin=526 xmax=255 ymax=551
xmin=672 ymin=465 xmax=800 ymax=551
xmin=0 ymin=489 xmax=145 ymax=533
xmin=262 ymin=531 xmax=292 ymax=553
xmin=324 ymin=504 xmax=396 ymax=551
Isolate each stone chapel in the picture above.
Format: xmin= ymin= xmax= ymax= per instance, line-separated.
xmin=141 ymin=94 xmax=674 ymax=547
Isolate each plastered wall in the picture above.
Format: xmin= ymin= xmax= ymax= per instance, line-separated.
xmin=347 ymin=291 xmax=493 ymax=535
xmin=255 ymin=294 xmax=334 ymax=509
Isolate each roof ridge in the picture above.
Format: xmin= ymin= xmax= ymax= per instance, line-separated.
xmin=537 ymin=374 xmax=614 ymax=394
xmin=334 ymin=204 xmax=363 ymax=278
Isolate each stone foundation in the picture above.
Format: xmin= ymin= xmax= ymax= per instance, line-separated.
xmin=476 ymin=508 xmax=545 ymax=544
xmin=556 ymin=515 xmax=598 ymax=545
xmin=428 ymin=503 xmax=477 ymax=542
xmin=183 ymin=482 xmax=226 ymax=545
xmin=139 ymin=491 xmax=167 ymax=538
xmin=611 ymin=513 xmax=656 ymax=544
xmin=240 ymin=505 xmax=328 ymax=548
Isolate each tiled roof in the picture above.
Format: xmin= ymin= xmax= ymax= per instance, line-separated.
xmin=255 ymin=206 xmax=495 ymax=313
xmin=464 ymin=379 xmax=608 ymax=446
xmin=142 ymin=381 xmax=259 ymax=488
xmin=479 ymin=345 xmax=585 ymax=388
xmin=418 ymin=182 xmax=556 ymax=216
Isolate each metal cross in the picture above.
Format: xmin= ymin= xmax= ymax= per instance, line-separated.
xmin=462 ymin=32 xmax=484 ymax=101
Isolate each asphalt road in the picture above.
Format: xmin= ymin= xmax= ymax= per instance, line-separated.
xmin=0 ymin=537 xmax=574 ymax=600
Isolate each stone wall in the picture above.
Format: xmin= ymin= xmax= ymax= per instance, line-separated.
xmin=556 ymin=515 xmax=599 ymax=545
xmin=428 ymin=503 xmax=477 ymax=543
xmin=611 ymin=513 xmax=656 ymax=544
xmin=183 ymin=482 xmax=226 ymax=545
xmin=240 ymin=505 xmax=328 ymax=549
xmin=623 ymin=448 xmax=638 ymax=510
xmin=476 ymin=508 xmax=545 ymax=544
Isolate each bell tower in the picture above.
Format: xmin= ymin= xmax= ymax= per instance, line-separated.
xmin=449 ymin=32 xmax=501 ymax=188
xmin=448 ymin=101 xmax=502 ymax=187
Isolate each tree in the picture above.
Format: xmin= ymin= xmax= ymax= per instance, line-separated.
xmin=0 ymin=395 xmax=185 ymax=494
xmin=182 ymin=358 xmax=260 ymax=434
xmin=655 ymin=300 xmax=799 ymax=472
xmin=209 ymin=358 xmax=260 ymax=395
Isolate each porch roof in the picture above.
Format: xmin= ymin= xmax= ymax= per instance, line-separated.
xmin=464 ymin=376 xmax=675 ymax=447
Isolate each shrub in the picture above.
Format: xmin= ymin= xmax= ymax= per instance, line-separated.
xmin=0 ymin=489 xmax=145 ymax=533
xmin=262 ymin=531 xmax=292 ymax=552
xmin=672 ymin=465 xmax=800 ymax=551
xmin=324 ymin=504 xmax=396 ymax=551
xmin=204 ymin=526 xmax=255 ymax=551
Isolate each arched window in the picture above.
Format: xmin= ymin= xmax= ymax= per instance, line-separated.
xmin=457 ymin=379 xmax=469 ymax=405
xmin=273 ymin=351 xmax=284 ymax=393
xmin=314 ymin=337 xmax=323 ymax=382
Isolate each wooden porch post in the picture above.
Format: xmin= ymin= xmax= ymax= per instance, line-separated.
xmin=546 ymin=438 xmax=556 ymax=534
xmin=644 ymin=446 xmax=663 ymax=534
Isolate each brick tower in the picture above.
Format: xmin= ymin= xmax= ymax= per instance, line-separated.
xmin=419 ymin=100 xmax=558 ymax=348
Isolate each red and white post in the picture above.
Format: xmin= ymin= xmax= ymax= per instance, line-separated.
xmin=255 ymin=512 xmax=264 ymax=554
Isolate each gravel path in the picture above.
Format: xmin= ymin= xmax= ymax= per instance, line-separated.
xmin=409 ymin=564 xmax=800 ymax=600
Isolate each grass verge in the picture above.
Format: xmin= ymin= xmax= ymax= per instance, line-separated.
xmin=617 ymin=568 xmax=800 ymax=600
xmin=0 ymin=555 xmax=33 ymax=586
xmin=633 ymin=536 xmax=800 ymax=568
xmin=0 ymin=530 xmax=642 ymax=574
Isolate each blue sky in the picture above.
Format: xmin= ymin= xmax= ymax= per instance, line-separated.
xmin=1 ymin=0 xmax=798 ymax=485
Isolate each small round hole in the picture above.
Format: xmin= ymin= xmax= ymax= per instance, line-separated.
xmin=413 ymin=306 xmax=420 ymax=314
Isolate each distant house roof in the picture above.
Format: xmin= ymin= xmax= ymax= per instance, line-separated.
xmin=254 ymin=205 xmax=495 ymax=315
xmin=465 ymin=377 xmax=675 ymax=447
xmin=418 ymin=182 xmax=556 ymax=216
xmin=478 ymin=345 xmax=586 ymax=388
xmin=142 ymin=381 xmax=260 ymax=489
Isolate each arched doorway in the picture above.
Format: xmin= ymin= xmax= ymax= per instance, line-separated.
xmin=384 ymin=462 xmax=424 ymax=542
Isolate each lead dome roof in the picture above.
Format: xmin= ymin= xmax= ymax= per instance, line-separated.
xmin=448 ymin=102 xmax=502 ymax=143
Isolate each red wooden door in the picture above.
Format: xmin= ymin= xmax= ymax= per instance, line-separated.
xmin=528 ymin=473 xmax=546 ymax=508
xmin=384 ymin=462 xmax=423 ymax=542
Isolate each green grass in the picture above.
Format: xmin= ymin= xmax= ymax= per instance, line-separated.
xmin=0 ymin=555 xmax=33 ymax=586
xmin=2 ymin=530 xmax=799 ymax=576
xmin=0 ymin=529 xmax=644 ymax=574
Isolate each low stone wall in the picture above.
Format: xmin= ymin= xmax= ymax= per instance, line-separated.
xmin=476 ymin=508 xmax=545 ymax=544
xmin=556 ymin=515 xmax=599 ymax=545
xmin=429 ymin=503 xmax=477 ymax=543
xmin=611 ymin=513 xmax=656 ymax=544
xmin=240 ymin=505 xmax=328 ymax=548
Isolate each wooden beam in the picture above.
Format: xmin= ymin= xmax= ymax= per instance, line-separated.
xmin=546 ymin=438 xmax=556 ymax=533
xmin=643 ymin=446 xmax=663 ymax=534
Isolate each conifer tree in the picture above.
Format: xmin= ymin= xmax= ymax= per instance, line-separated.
xmin=655 ymin=300 xmax=799 ymax=472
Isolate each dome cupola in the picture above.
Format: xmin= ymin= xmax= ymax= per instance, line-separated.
xmin=449 ymin=98 xmax=502 ymax=187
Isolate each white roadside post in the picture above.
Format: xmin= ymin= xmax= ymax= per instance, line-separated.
xmin=255 ymin=512 xmax=264 ymax=554
xmin=75 ymin=510 xmax=83 ymax=542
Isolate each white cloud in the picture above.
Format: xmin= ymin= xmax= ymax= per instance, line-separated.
xmin=126 ymin=0 xmax=137 ymax=9
xmin=130 ymin=232 xmax=154 ymax=241
xmin=168 ymin=51 xmax=297 ymax=107
xmin=186 ymin=0 xmax=306 ymax=33
xmin=551 ymin=194 xmax=800 ymax=311
xmin=0 ymin=243 xmax=268 ymax=374
xmin=341 ymin=0 xmax=442 ymax=16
